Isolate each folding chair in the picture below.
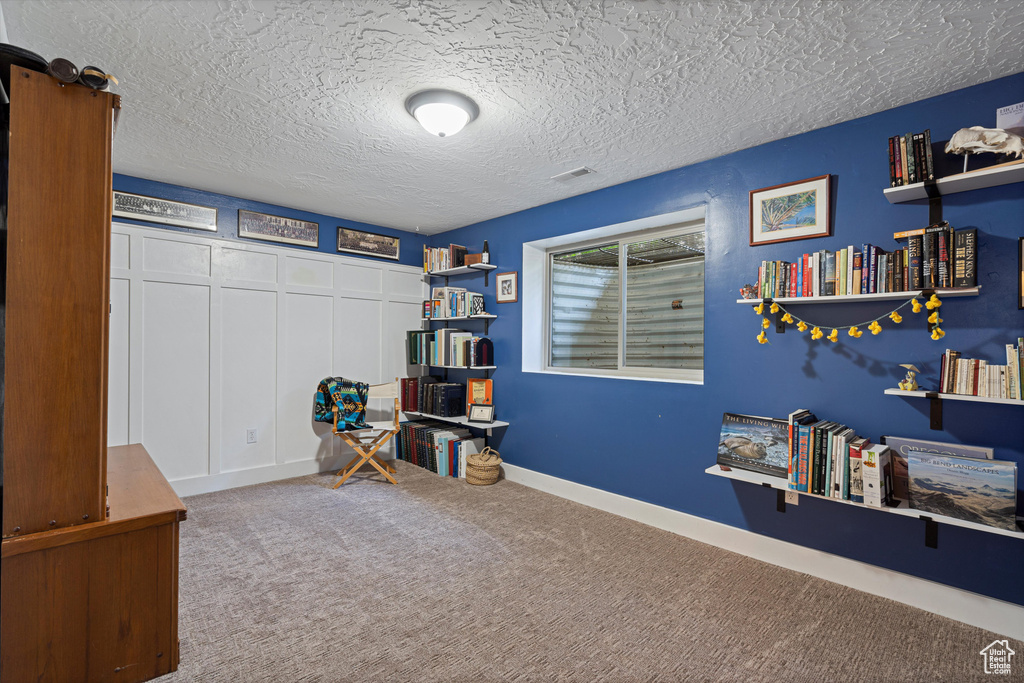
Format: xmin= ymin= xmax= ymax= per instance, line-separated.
xmin=332 ymin=378 xmax=400 ymax=488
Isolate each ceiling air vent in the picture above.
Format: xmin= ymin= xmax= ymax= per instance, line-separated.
xmin=551 ymin=166 xmax=595 ymax=182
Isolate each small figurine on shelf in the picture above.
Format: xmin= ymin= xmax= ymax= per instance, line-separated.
xmin=897 ymin=364 xmax=920 ymax=391
xmin=739 ymin=283 xmax=757 ymax=300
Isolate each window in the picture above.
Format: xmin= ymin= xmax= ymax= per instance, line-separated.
xmin=544 ymin=218 xmax=704 ymax=382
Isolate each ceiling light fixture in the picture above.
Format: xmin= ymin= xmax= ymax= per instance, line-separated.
xmin=405 ymin=89 xmax=478 ymax=138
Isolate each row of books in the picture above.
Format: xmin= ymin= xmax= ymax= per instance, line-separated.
xmin=785 ymin=410 xmax=896 ymax=506
xmin=719 ymin=412 xmax=1018 ymax=530
xmin=940 ymin=340 xmax=1024 ymax=399
xmin=423 ymin=244 xmax=468 ymax=273
xmin=398 ymin=419 xmax=485 ymax=478
xmin=887 ymin=129 xmax=935 ymax=187
xmin=399 ymin=377 xmax=465 ymax=417
xmin=423 ymin=288 xmax=485 ymax=319
xmin=755 ymin=224 xmax=976 ymax=299
xmin=407 ymin=330 xmax=493 ymax=367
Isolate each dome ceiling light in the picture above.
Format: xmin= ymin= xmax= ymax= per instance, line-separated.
xmin=405 ymin=89 xmax=479 ymax=138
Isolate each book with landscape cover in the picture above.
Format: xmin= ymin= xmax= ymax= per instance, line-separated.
xmin=717 ymin=413 xmax=790 ymax=478
xmin=907 ymin=451 xmax=1018 ymax=531
xmin=881 ymin=435 xmax=993 ymax=502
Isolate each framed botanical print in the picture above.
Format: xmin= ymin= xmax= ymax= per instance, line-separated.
xmin=749 ymin=175 xmax=831 ymax=246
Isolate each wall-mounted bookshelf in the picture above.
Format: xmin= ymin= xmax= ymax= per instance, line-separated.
xmin=401 ymin=410 xmax=508 ymax=434
xmin=883 ymin=161 xmax=1024 ymax=203
xmin=884 ymin=388 xmax=1024 ymax=406
xmin=735 ymin=286 xmax=980 ymax=305
xmin=425 ymin=364 xmax=497 ymax=371
xmin=427 ymin=263 xmax=497 ymax=277
xmin=422 ymin=313 xmax=497 ymax=321
xmin=705 ymin=464 xmax=1024 ymax=541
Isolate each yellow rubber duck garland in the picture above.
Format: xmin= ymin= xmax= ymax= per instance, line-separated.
xmin=753 ymin=293 xmax=943 ymax=344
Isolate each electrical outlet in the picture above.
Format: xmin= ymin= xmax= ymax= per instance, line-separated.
xmin=785 ymin=490 xmax=799 ymax=506
xmin=246 ymin=429 xmax=258 ymax=444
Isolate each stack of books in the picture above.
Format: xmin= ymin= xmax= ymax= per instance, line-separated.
xmin=399 ymin=376 xmax=465 ymax=417
xmin=407 ymin=330 xmax=491 ymax=367
xmin=753 ymin=223 xmax=976 ymax=298
xmin=423 ymin=243 xmax=467 ymax=272
xmin=887 ymin=129 xmax=934 ymax=187
xmin=398 ymin=419 xmax=485 ymax=478
xmin=939 ymin=340 xmax=1024 ymax=399
xmin=786 ymin=410 xmax=893 ymax=507
xmin=423 ymin=287 xmax=485 ymax=318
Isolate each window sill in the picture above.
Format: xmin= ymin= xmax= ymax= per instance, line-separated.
xmin=528 ymin=367 xmax=704 ymax=385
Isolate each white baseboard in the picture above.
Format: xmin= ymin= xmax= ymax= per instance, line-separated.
xmin=501 ymin=463 xmax=1024 ymax=640
xmin=171 ymin=455 xmax=381 ymax=497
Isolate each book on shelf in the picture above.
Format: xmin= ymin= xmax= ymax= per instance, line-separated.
xmin=907 ymin=451 xmax=1017 ymax=531
xmin=847 ymin=438 xmax=868 ymax=503
xmin=717 ymin=413 xmax=790 ymax=478
xmin=861 ymin=444 xmax=894 ymax=508
xmin=933 ymin=340 xmax=1024 ymax=399
xmin=880 ymin=435 xmax=994 ymax=503
xmin=787 ymin=409 xmax=816 ymax=489
xmin=423 ymin=244 xmax=468 ymax=272
xmin=953 ymin=228 xmax=977 ymax=288
xmin=887 ymin=129 xmax=934 ymax=187
xmin=467 ymin=378 xmax=493 ymax=407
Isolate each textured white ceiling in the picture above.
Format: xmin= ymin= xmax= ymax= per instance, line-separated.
xmin=5 ymin=1 xmax=1024 ymax=234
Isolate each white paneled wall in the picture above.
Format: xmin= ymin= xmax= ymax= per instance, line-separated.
xmin=107 ymin=223 xmax=427 ymax=496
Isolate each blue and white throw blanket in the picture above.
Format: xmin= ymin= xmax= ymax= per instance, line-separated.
xmin=313 ymin=377 xmax=369 ymax=430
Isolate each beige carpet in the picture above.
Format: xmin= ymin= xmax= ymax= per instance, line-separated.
xmin=162 ymin=461 xmax=1015 ymax=682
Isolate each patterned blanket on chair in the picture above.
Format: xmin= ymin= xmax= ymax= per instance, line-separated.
xmin=313 ymin=377 xmax=369 ymax=430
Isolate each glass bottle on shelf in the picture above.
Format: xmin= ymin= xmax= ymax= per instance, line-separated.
xmin=482 ymin=240 xmax=490 ymax=264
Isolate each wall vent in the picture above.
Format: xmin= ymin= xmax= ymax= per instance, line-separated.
xmin=551 ymin=166 xmax=595 ymax=182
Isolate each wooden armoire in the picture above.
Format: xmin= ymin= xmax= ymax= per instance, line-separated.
xmin=1 ymin=66 xmax=186 ymax=683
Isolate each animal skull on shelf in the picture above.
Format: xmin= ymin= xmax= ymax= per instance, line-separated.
xmin=944 ymin=126 xmax=1024 ymax=159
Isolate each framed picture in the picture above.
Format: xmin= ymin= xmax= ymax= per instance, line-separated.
xmin=467 ymin=403 xmax=495 ymax=423
xmin=238 ymin=209 xmax=319 ymax=248
xmin=113 ymin=191 xmax=218 ymax=231
xmin=495 ymin=271 xmax=518 ymax=303
xmin=749 ymin=174 xmax=831 ymax=246
xmin=337 ymin=227 xmax=400 ymax=261
xmin=1019 ymin=237 xmax=1024 ymax=309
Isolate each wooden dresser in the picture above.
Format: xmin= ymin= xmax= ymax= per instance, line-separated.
xmin=1 ymin=67 xmax=186 ymax=682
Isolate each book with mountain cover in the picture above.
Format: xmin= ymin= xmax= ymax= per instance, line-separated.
xmin=907 ymin=451 xmax=1018 ymax=531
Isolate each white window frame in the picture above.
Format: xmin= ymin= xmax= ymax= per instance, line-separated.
xmin=522 ymin=206 xmax=705 ymax=384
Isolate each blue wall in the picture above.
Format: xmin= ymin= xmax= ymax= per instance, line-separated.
xmin=431 ymin=73 xmax=1024 ymax=605
xmin=112 ymin=174 xmax=428 ymax=268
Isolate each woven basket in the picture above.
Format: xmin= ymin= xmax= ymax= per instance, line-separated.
xmin=465 ymin=447 xmax=502 ymax=486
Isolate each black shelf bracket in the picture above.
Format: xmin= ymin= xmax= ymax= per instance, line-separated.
xmin=775 ymin=311 xmax=785 ymax=334
xmin=776 ymin=488 xmax=786 ymax=513
xmin=926 ymin=391 xmax=942 ymax=430
xmin=921 ymin=515 xmax=939 ymax=549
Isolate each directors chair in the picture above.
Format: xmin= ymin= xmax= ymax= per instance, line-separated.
xmin=332 ymin=378 xmax=400 ymax=488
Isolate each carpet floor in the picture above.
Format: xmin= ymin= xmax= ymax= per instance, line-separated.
xmin=162 ymin=461 xmax=1011 ymax=682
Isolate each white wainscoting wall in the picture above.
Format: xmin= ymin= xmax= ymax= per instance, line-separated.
xmin=107 ymin=223 xmax=427 ymax=497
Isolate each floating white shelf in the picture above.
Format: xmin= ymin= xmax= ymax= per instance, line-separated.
xmin=427 ymin=263 xmax=497 ymax=277
xmin=705 ymin=464 xmax=1024 ymax=540
xmin=401 ymin=410 xmax=508 ymax=431
xmin=424 ymin=364 xmax=496 ymax=370
xmin=883 ymin=161 xmax=1024 ymax=203
xmin=884 ymin=388 xmax=1024 ymax=406
xmin=422 ymin=313 xmax=497 ymax=321
xmin=735 ymin=286 xmax=980 ymax=305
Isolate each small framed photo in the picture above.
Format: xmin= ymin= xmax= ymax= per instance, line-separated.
xmin=467 ymin=403 xmax=495 ymax=423
xmin=749 ymin=174 xmax=831 ymax=246
xmin=113 ymin=191 xmax=218 ymax=231
xmin=1018 ymin=237 xmax=1024 ymax=310
xmin=239 ymin=209 xmax=319 ymax=248
xmin=495 ymin=271 xmax=518 ymax=303
xmin=337 ymin=227 xmax=400 ymax=261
